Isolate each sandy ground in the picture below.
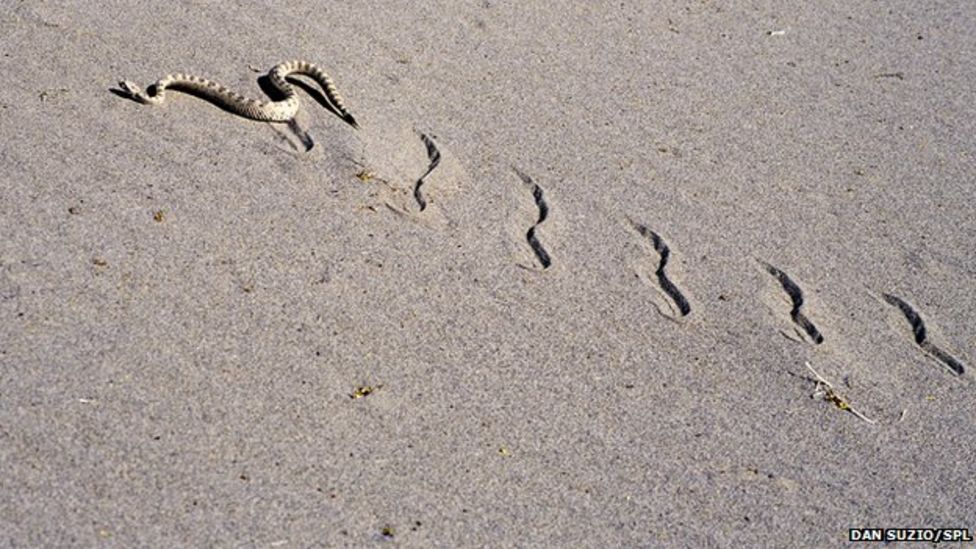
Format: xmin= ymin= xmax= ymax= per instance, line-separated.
xmin=2 ymin=1 xmax=974 ymax=546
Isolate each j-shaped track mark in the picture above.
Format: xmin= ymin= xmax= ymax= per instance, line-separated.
xmin=631 ymin=222 xmax=691 ymax=316
xmin=413 ymin=132 xmax=441 ymax=211
xmin=883 ymin=293 xmax=965 ymax=376
xmin=514 ymin=168 xmax=552 ymax=269
xmin=761 ymin=262 xmax=824 ymax=344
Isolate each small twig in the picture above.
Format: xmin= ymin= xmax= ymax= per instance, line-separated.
xmin=873 ymin=72 xmax=905 ymax=80
xmin=349 ymin=384 xmax=383 ymax=399
xmin=805 ymin=361 xmax=877 ymax=424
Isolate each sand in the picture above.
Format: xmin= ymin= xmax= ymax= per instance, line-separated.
xmin=2 ymin=1 xmax=974 ymax=546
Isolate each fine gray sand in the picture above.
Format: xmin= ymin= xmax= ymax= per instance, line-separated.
xmin=2 ymin=2 xmax=974 ymax=547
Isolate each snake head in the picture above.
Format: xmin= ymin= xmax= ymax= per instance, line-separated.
xmin=118 ymin=80 xmax=141 ymax=97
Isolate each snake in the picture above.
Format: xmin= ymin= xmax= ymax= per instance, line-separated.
xmin=119 ymin=60 xmax=358 ymax=127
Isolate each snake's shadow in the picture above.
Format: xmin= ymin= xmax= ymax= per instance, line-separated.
xmin=108 ymin=87 xmax=134 ymax=99
xmin=109 ymin=83 xmax=266 ymax=120
xmin=110 ymin=81 xmax=318 ymax=152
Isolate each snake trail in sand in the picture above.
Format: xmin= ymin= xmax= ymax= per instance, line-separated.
xmin=119 ymin=60 xmax=358 ymax=128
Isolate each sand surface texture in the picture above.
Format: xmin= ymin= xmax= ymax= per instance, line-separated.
xmin=2 ymin=2 xmax=974 ymax=546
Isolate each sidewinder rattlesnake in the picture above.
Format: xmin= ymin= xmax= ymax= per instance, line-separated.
xmin=119 ymin=60 xmax=358 ymax=127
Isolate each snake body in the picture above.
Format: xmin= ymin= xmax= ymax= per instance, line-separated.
xmin=120 ymin=60 xmax=357 ymax=127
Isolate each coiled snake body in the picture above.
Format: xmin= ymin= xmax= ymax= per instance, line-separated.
xmin=119 ymin=60 xmax=358 ymax=127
